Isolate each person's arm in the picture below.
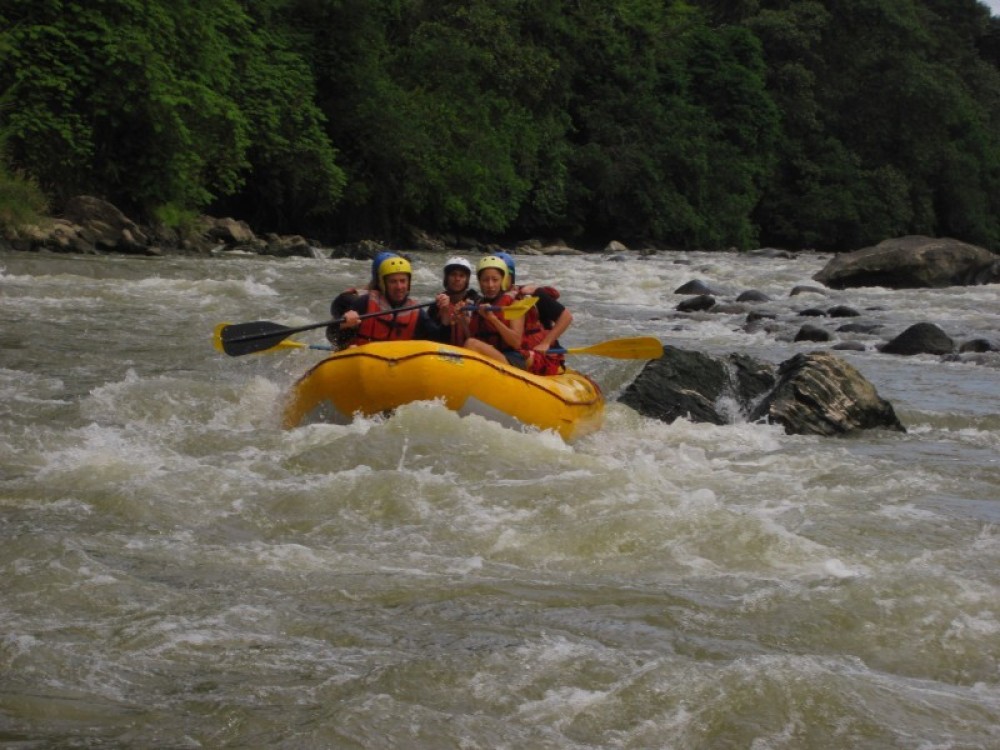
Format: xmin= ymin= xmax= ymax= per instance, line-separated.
xmin=479 ymin=304 xmax=524 ymax=349
xmin=416 ymin=307 xmax=446 ymax=341
xmin=326 ymin=289 xmax=359 ymax=343
xmin=534 ymin=309 xmax=572 ymax=351
xmin=339 ymin=295 xmax=369 ymax=329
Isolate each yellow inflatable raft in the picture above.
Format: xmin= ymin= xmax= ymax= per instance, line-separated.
xmin=282 ymin=340 xmax=604 ymax=441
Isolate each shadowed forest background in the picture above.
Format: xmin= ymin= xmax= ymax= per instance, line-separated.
xmin=1 ymin=0 xmax=999 ymax=252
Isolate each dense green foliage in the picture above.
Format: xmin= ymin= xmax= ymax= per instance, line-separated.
xmin=1 ymin=0 xmax=998 ymax=250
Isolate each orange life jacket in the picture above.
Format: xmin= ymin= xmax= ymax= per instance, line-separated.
xmin=354 ymin=290 xmax=419 ymax=343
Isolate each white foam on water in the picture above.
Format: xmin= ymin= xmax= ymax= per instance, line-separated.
xmin=3 ymin=248 xmax=999 ymax=748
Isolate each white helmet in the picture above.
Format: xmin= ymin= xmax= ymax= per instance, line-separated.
xmin=444 ymin=256 xmax=473 ymax=276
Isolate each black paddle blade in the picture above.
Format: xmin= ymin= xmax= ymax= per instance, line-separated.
xmin=220 ymin=321 xmax=296 ymax=356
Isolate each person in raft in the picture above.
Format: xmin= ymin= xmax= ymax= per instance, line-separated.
xmin=493 ymin=251 xmax=570 ymax=375
xmin=440 ymin=255 xmax=563 ymax=375
xmin=335 ymin=254 xmax=445 ymax=346
xmin=427 ymin=256 xmax=480 ymax=345
xmin=325 ymin=250 xmax=396 ymax=348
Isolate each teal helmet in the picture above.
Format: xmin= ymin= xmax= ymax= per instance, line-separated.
xmin=370 ymin=251 xmax=397 ymax=285
xmin=494 ymin=252 xmax=516 ymax=283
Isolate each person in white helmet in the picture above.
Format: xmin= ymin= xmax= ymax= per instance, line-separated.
xmin=429 ymin=256 xmax=480 ymax=345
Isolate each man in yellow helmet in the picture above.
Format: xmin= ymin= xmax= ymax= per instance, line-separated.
xmin=337 ymin=254 xmax=444 ymax=346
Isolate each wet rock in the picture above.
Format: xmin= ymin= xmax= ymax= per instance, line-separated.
xmin=880 ymin=322 xmax=955 ymax=355
xmin=798 ymin=308 xmax=827 ymax=317
xmin=676 ymin=295 xmax=716 ymax=312
xmin=828 ymin=305 xmax=861 ymax=317
xmin=814 ymin=235 xmax=1000 ymax=289
xmin=675 ymin=280 xmax=719 ymax=295
xmin=790 ymin=285 xmax=828 ymax=296
xmin=795 ymin=324 xmax=832 ymax=342
xmin=959 ymin=338 xmax=997 ymax=353
xmin=832 ymin=341 xmax=867 ymax=351
xmin=617 ymin=348 xmax=775 ymax=426
xmin=750 ymin=352 xmax=905 ymax=435
xmin=736 ymin=290 xmax=771 ymax=302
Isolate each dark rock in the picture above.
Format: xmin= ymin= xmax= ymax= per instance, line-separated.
xmin=675 ymin=280 xmax=719 ymax=295
xmin=790 ymin=285 xmax=828 ymax=296
xmin=832 ymin=341 xmax=867 ymax=351
xmin=795 ymin=324 xmax=832 ymax=342
xmin=880 ymin=322 xmax=955 ymax=355
xmin=736 ymin=290 xmax=771 ymax=302
xmin=798 ymin=308 xmax=827 ymax=317
xmin=959 ymin=338 xmax=997 ymax=353
xmin=814 ymin=235 xmax=1000 ymax=289
xmin=676 ymin=295 xmax=716 ymax=313
xmin=617 ymin=348 xmax=775 ymax=426
xmin=827 ymin=305 xmax=861 ymax=317
xmin=750 ymin=352 xmax=905 ymax=435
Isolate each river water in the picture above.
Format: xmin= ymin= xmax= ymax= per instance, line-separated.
xmin=2 ymin=247 xmax=998 ymax=749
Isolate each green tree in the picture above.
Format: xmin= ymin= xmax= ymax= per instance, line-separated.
xmin=0 ymin=0 xmax=344 ymax=230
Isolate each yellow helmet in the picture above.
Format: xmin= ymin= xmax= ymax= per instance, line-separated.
xmin=476 ymin=255 xmax=511 ymax=291
xmin=377 ymin=255 xmax=412 ymax=293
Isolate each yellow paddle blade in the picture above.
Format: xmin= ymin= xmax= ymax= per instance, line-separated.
xmin=562 ymin=336 xmax=664 ymax=360
xmin=212 ymin=323 xmax=228 ymax=353
xmin=500 ymin=296 xmax=538 ymax=319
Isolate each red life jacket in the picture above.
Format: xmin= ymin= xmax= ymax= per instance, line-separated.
xmin=468 ymin=292 xmax=517 ymax=350
xmin=518 ymin=305 xmax=565 ymax=375
xmin=354 ymin=290 xmax=419 ymax=343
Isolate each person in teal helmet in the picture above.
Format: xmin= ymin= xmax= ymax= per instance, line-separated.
xmin=327 ymin=250 xmax=419 ymax=348
xmin=494 ymin=251 xmax=572 ymax=372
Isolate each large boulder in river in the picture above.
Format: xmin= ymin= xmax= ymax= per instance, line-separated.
xmin=617 ymin=348 xmax=775 ymax=425
xmin=880 ymin=322 xmax=955 ymax=355
xmin=750 ymin=352 xmax=905 ymax=435
xmin=814 ymin=235 xmax=1000 ymax=289
xmin=621 ymin=348 xmax=904 ymax=436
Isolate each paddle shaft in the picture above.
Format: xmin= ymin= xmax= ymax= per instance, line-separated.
xmin=227 ymin=301 xmax=433 ymax=345
xmin=218 ymin=297 xmax=538 ymax=357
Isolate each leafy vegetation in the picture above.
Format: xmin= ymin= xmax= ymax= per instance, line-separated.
xmin=1 ymin=0 xmax=998 ymax=251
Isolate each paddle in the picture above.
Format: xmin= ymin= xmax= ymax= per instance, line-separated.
xmin=549 ymin=336 xmax=664 ymax=360
xmin=212 ymin=324 xmax=335 ymax=354
xmin=216 ymin=297 xmax=538 ymax=357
